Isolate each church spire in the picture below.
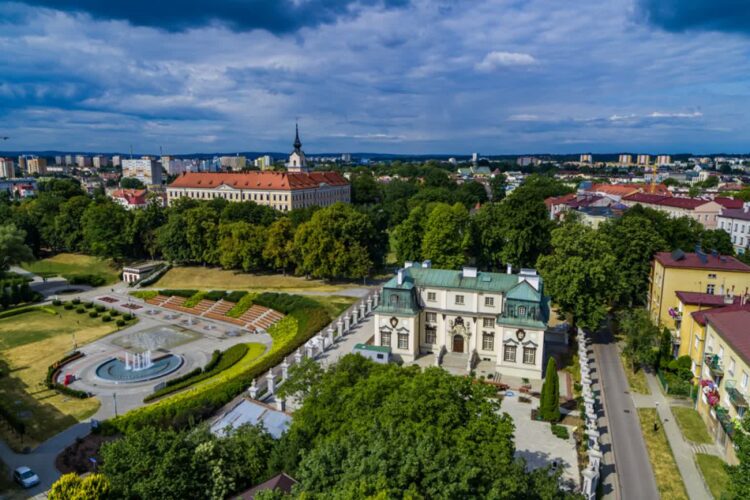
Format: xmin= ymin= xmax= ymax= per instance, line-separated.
xmin=293 ymin=123 xmax=302 ymax=152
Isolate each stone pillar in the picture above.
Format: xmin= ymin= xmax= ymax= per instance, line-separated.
xmin=359 ymin=302 xmax=366 ymax=321
xmin=352 ymin=309 xmax=359 ymax=325
xmin=266 ymin=371 xmax=275 ymax=395
xmin=281 ymin=360 xmax=289 ymax=381
xmin=337 ymin=319 xmax=343 ymax=337
xmin=366 ymin=297 xmax=372 ymax=314
xmin=372 ymin=292 xmax=379 ymax=308
xmin=327 ymin=327 xmax=334 ymax=346
xmin=295 ymin=348 xmax=303 ymax=364
xmin=587 ymin=449 xmax=603 ymax=471
xmin=344 ymin=314 xmax=351 ymax=332
xmin=275 ymin=398 xmax=286 ymax=412
xmin=581 ymin=467 xmax=598 ymax=500
xmin=585 ymin=428 xmax=599 ymax=449
xmin=249 ymin=379 xmax=258 ymax=399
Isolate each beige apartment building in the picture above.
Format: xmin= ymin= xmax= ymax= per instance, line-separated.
xmin=166 ymin=171 xmax=350 ymax=211
xmin=27 ymin=157 xmax=47 ymax=175
xmin=0 ymin=158 xmax=14 ymax=178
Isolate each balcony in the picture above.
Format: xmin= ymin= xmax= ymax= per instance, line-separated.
xmin=704 ymin=354 xmax=724 ymax=379
xmin=714 ymin=406 xmax=735 ymax=439
xmin=726 ymin=385 xmax=748 ymax=414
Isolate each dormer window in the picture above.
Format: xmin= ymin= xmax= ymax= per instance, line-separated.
xmin=518 ymin=306 xmax=527 ymax=317
xmin=390 ymin=295 xmax=400 ymax=307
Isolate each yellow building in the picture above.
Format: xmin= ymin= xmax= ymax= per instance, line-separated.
xmin=672 ymin=292 xmax=739 ymax=363
xmin=648 ymin=250 xmax=750 ymax=329
xmin=696 ymin=307 xmax=750 ymax=464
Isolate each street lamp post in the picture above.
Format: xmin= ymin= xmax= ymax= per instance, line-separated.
xmin=113 ymin=393 xmax=118 ymax=417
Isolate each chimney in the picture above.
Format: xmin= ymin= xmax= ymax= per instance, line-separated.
xmin=462 ymin=267 xmax=478 ymax=278
xmin=744 ymin=202 xmax=750 ymax=213
xmin=422 ymin=260 xmax=431 ymax=268
xmin=397 ymin=269 xmax=404 ymax=286
xmin=506 ymin=263 xmax=513 ymax=275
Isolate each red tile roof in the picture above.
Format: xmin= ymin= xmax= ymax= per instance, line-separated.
xmin=692 ymin=303 xmax=750 ymax=326
xmin=168 ymin=171 xmax=349 ymax=191
xmin=112 ymin=189 xmax=147 ymax=205
xmin=676 ymin=291 xmax=741 ymax=307
xmin=715 ymin=197 xmax=743 ymax=209
xmin=706 ymin=309 xmax=750 ymax=364
xmin=623 ymin=193 xmax=718 ymax=209
xmin=655 ymin=251 xmax=750 ymax=272
xmin=544 ymin=193 xmax=576 ymax=208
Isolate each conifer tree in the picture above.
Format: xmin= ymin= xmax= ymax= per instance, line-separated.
xmin=539 ymin=357 xmax=560 ymax=422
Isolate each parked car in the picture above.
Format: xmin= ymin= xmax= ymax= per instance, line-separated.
xmin=13 ymin=466 xmax=40 ymax=488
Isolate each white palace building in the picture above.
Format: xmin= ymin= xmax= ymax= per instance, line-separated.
xmin=374 ymin=262 xmax=555 ymax=380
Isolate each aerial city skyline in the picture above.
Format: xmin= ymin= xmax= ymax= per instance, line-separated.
xmin=2 ymin=0 xmax=750 ymax=154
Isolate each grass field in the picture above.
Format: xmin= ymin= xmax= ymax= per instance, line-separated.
xmin=22 ymin=253 xmax=120 ymax=284
xmin=152 ymin=266 xmax=360 ymax=292
xmin=0 ymin=307 xmax=120 ymax=448
xmin=620 ymin=354 xmax=650 ymax=394
xmin=671 ymin=407 xmax=713 ymax=444
xmin=637 ymin=408 xmax=689 ymax=500
xmin=695 ymin=453 xmax=728 ymax=499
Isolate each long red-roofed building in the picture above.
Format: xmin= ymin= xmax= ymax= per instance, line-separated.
xmin=166 ymin=171 xmax=350 ymax=211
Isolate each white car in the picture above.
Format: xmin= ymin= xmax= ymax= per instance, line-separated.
xmin=13 ymin=466 xmax=40 ymax=488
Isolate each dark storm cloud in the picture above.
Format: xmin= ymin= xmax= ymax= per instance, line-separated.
xmin=12 ymin=0 xmax=410 ymax=33
xmin=636 ymin=0 xmax=750 ymax=35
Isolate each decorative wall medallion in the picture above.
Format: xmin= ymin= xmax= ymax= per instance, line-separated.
xmin=390 ymin=316 xmax=398 ymax=328
xmin=516 ymin=329 xmax=526 ymax=341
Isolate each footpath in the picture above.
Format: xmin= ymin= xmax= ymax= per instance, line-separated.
xmin=631 ymin=372 xmax=716 ymax=500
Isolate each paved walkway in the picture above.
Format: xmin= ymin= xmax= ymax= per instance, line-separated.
xmin=641 ymin=372 xmax=712 ymax=500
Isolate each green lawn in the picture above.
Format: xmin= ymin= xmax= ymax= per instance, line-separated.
xmin=152 ymin=266 xmax=360 ymax=292
xmin=695 ymin=453 xmax=728 ymax=499
xmin=22 ymin=253 xmax=120 ymax=284
xmin=620 ymin=354 xmax=650 ymax=394
xmin=671 ymin=407 xmax=713 ymax=444
xmin=637 ymin=408 xmax=689 ymax=500
xmin=0 ymin=306 xmax=127 ymax=448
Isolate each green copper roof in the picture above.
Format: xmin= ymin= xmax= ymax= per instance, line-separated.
xmin=383 ymin=267 xmax=522 ymax=294
xmin=506 ymin=280 xmax=542 ymax=302
xmin=353 ymin=343 xmax=390 ymax=353
xmin=496 ymin=316 xmax=548 ymax=330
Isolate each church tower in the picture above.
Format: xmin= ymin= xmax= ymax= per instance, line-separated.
xmin=287 ymin=123 xmax=308 ymax=173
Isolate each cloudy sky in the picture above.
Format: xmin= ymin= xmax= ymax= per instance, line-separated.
xmin=1 ymin=0 xmax=749 ymax=154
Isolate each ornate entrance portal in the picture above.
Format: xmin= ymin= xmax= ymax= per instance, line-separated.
xmin=453 ymin=334 xmax=464 ymax=353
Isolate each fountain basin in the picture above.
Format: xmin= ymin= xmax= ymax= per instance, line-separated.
xmin=95 ymin=354 xmax=183 ymax=384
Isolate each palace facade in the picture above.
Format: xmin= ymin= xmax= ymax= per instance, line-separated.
xmin=374 ymin=263 xmax=552 ymax=379
xmin=166 ymin=171 xmax=350 ymax=211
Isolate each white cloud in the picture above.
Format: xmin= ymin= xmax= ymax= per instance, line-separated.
xmin=508 ymin=113 xmax=541 ymax=122
xmin=475 ymin=51 xmax=537 ymax=71
xmin=648 ymin=111 xmax=703 ymax=119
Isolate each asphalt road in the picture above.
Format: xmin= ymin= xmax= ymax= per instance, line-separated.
xmin=593 ymin=328 xmax=659 ymax=500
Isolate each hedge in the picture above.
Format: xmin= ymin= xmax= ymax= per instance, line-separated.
xmin=183 ymin=291 xmax=206 ymax=308
xmin=204 ymin=290 xmax=228 ymax=302
xmin=226 ymin=294 xmax=255 ymax=318
xmin=253 ymin=292 xmax=319 ymax=314
xmin=0 ymin=305 xmax=51 ymax=319
xmin=65 ymin=274 xmax=107 ymax=287
xmin=159 ymin=289 xmax=198 ymax=298
xmin=104 ymin=295 xmax=331 ymax=432
xmin=143 ymin=344 xmax=249 ymax=402
xmin=224 ymin=291 xmax=248 ymax=303
xmin=137 ymin=263 xmax=171 ymax=287
xmin=45 ymin=351 xmax=90 ymax=399
xmin=0 ymin=402 xmax=26 ymax=436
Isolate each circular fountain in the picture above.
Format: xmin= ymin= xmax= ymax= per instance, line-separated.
xmin=95 ymin=350 xmax=183 ymax=384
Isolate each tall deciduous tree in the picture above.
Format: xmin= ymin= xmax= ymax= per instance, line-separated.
xmin=263 ymin=218 xmax=295 ymax=274
xmin=81 ymin=200 xmax=132 ymax=261
xmin=600 ymin=216 xmax=667 ymax=307
xmin=421 ymin=202 xmax=471 ymax=269
xmin=293 ymin=203 xmax=380 ymax=280
xmin=472 ymin=203 xmax=506 ymax=270
xmin=618 ymin=308 xmax=660 ymax=369
xmin=496 ymin=189 xmax=553 ymax=268
xmin=276 ymin=354 xmax=572 ymax=498
xmin=185 ymin=205 xmax=221 ymax=265
xmin=537 ymin=220 xmax=621 ymax=330
xmin=392 ymin=205 xmax=428 ymax=264
xmin=0 ymin=224 xmax=33 ymax=271
xmin=726 ymin=413 xmax=750 ymax=499
xmin=489 ymin=173 xmax=506 ymax=201
xmin=218 ymin=222 xmax=267 ymax=272
xmin=52 ymin=195 xmax=91 ymax=252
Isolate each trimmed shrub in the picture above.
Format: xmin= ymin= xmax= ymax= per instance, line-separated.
xmin=551 ymin=424 xmax=569 ymax=440
xmin=84 ymin=302 xmax=95 ymax=309
xmin=539 ymin=358 xmax=560 ymax=422
xmin=116 ymin=319 xmax=126 ymax=327
xmin=65 ymin=274 xmax=107 ymax=287
xmin=76 ymin=307 xmax=86 ymax=314
xmin=52 ymin=299 xmax=62 ymax=306
xmin=89 ymin=311 xmax=99 ymax=318
xmin=122 ymin=313 xmax=133 ymax=321
xmin=224 ymin=290 xmax=248 ymax=303
xmin=95 ymin=305 xmax=106 ymax=312
xmin=72 ymin=298 xmax=81 ymax=305
xmin=204 ymin=290 xmax=228 ymax=302
xmin=63 ymin=303 xmax=74 ymax=310
xmin=159 ymin=289 xmax=198 ymax=298
xmin=102 ymin=315 xmax=112 ymax=322
xmin=109 ymin=310 xmax=120 ymax=317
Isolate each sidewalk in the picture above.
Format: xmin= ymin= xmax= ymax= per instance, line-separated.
xmin=643 ymin=372 xmax=712 ymax=500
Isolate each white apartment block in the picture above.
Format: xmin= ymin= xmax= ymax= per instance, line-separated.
xmin=718 ymin=204 xmax=750 ymax=255
xmin=0 ymin=158 xmax=14 ymax=178
xmin=122 ymin=158 xmax=163 ymax=186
